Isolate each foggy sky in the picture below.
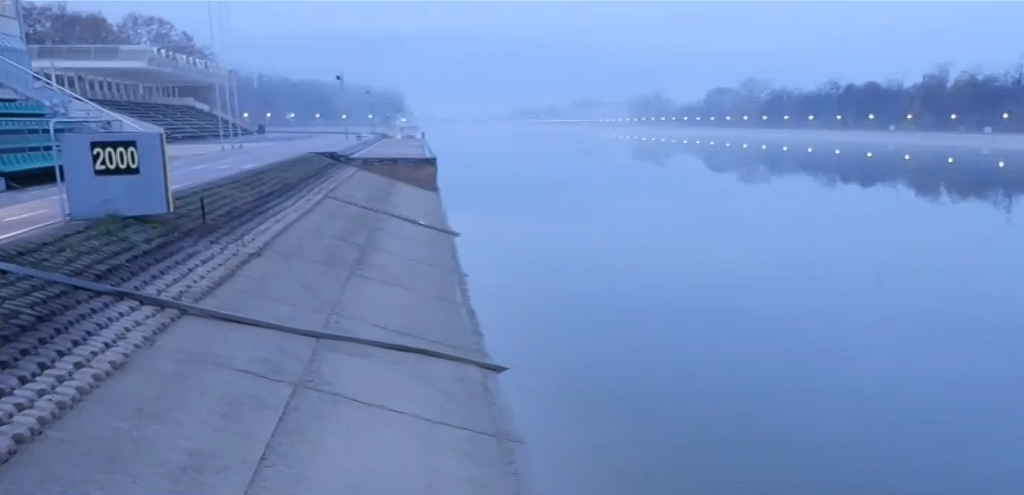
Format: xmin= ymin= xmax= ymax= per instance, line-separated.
xmin=68 ymin=1 xmax=1024 ymax=117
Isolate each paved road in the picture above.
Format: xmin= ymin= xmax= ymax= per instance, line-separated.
xmin=0 ymin=134 xmax=355 ymax=242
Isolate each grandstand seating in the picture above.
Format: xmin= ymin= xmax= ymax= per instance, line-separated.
xmin=0 ymin=96 xmax=58 ymax=181
xmin=92 ymin=99 xmax=251 ymax=142
xmin=0 ymin=95 xmax=254 ymax=188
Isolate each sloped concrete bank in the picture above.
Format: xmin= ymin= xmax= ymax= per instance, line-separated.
xmin=0 ymin=143 xmax=526 ymax=495
xmin=0 ymin=153 xmax=353 ymax=457
xmin=348 ymin=156 xmax=439 ymax=192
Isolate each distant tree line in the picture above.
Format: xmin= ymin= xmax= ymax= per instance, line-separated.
xmin=23 ymin=2 xmax=211 ymax=56
xmin=626 ymin=62 xmax=1024 ymax=132
xmin=21 ymin=1 xmax=407 ymax=125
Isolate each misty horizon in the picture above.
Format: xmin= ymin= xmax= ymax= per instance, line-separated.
xmin=6 ymin=2 xmax=1024 ymax=495
xmin=59 ymin=1 xmax=1024 ymax=118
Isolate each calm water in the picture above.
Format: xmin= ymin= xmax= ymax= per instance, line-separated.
xmin=430 ymin=124 xmax=1024 ymax=495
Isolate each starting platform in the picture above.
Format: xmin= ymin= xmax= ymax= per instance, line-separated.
xmin=352 ymin=138 xmax=433 ymax=159
xmin=348 ymin=137 xmax=438 ymax=191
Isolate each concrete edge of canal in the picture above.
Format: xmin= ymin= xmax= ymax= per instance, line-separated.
xmin=0 ymin=137 xmax=530 ymax=495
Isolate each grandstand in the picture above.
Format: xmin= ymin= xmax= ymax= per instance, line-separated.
xmin=0 ymin=0 xmax=67 ymax=189
xmin=0 ymin=98 xmax=56 ymax=178
xmin=29 ymin=45 xmax=251 ymax=143
xmin=0 ymin=0 xmax=250 ymax=191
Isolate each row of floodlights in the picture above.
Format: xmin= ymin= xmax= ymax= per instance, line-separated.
xmin=240 ymin=112 xmax=409 ymax=121
xmin=547 ymin=113 xmax=1013 ymax=123
xmin=611 ymin=135 xmax=1008 ymax=168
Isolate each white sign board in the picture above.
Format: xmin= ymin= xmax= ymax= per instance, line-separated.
xmin=60 ymin=131 xmax=173 ymax=220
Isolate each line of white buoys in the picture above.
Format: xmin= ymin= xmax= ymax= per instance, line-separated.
xmin=608 ymin=135 xmax=1013 ymax=168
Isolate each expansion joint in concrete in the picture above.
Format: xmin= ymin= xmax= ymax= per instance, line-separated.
xmin=197 ymin=348 xmax=522 ymax=447
xmin=303 ymin=382 xmax=524 ymax=444
xmin=0 ymin=261 xmax=508 ymax=374
xmin=326 ymin=194 xmax=461 ymax=237
xmin=321 ymin=182 xmax=394 ymax=319
xmin=240 ymin=344 xmax=319 ymax=495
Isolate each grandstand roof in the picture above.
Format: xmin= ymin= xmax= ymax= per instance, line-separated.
xmin=29 ymin=45 xmax=225 ymax=85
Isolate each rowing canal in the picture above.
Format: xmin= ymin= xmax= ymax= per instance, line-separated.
xmin=431 ymin=123 xmax=1024 ymax=495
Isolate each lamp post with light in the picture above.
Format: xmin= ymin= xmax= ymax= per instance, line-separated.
xmin=207 ymin=0 xmax=226 ymax=150
xmin=336 ymin=72 xmax=347 ymax=139
xmin=366 ymin=90 xmax=375 ymax=133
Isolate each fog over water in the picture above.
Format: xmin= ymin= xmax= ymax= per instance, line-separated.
xmin=48 ymin=1 xmax=1024 ymax=493
xmin=435 ymin=123 xmax=1024 ymax=495
xmin=69 ymin=1 xmax=1024 ymax=117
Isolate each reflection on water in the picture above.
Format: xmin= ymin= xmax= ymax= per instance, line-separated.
xmin=435 ymin=125 xmax=1024 ymax=495
xmin=619 ymin=133 xmax=1024 ymax=213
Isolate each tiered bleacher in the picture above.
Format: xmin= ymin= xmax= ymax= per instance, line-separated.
xmin=0 ymin=25 xmax=254 ymax=190
xmin=29 ymin=43 xmax=252 ymax=144
xmin=92 ymin=99 xmax=251 ymax=143
xmin=0 ymin=95 xmax=58 ymax=186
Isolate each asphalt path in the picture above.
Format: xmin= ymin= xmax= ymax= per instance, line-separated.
xmin=0 ymin=134 xmax=359 ymax=242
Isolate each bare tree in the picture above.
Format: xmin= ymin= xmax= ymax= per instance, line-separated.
xmin=21 ymin=1 xmax=408 ymax=124
xmin=115 ymin=12 xmax=210 ymax=58
xmin=622 ymin=58 xmax=1024 ymax=133
xmin=23 ymin=1 xmax=124 ymax=45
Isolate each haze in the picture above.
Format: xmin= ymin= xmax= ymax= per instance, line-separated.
xmin=8 ymin=2 xmax=1024 ymax=495
xmin=68 ymin=1 xmax=1024 ymax=118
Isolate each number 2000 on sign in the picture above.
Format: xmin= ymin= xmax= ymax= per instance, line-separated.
xmin=91 ymin=141 xmax=141 ymax=176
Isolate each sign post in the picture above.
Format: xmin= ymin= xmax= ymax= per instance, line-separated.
xmin=59 ymin=131 xmax=173 ymax=220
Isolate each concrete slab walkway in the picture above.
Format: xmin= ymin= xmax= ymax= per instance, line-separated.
xmin=0 ymin=168 xmax=524 ymax=495
xmin=355 ymin=138 xmax=433 ymax=159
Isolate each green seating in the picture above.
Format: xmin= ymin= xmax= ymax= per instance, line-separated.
xmin=0 ymin=151 xmax=56 ymax=174
xmin=0 ymin=100 xmax=47 ymax=117
xmin=0 ymin=98 xmax=127 ymax=179
xmin=0 ymin=133 xmax=51 ymax=149
xmin=0 ymin=118 xmax=48 ymax=129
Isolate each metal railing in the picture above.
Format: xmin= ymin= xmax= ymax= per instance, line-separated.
xmin=0 ymin=52 xmax=142 ymax=131
xmin=29 ymin=45 xmax=224 ymax=76
xmin=30 ymin=45 xmax=124 ymax=60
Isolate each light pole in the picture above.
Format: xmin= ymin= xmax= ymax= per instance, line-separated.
xmin=366 ymin=90 xmax=375 ymax=133
xmin=336 ymin=73 xmax=347 ymax=139
xmin=207 ymin=0 xmax=225 ymax=150
xmin=230 ymin=69 xmax=241 ymax=148
xmin=221 ymin=2 xmax=242 ymax=149
xmin=218 ymin=2 xmax=238 ymax=148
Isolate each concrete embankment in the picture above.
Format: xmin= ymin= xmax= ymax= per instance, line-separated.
xmin=0 ymin=138 xmax=525 ymax=495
